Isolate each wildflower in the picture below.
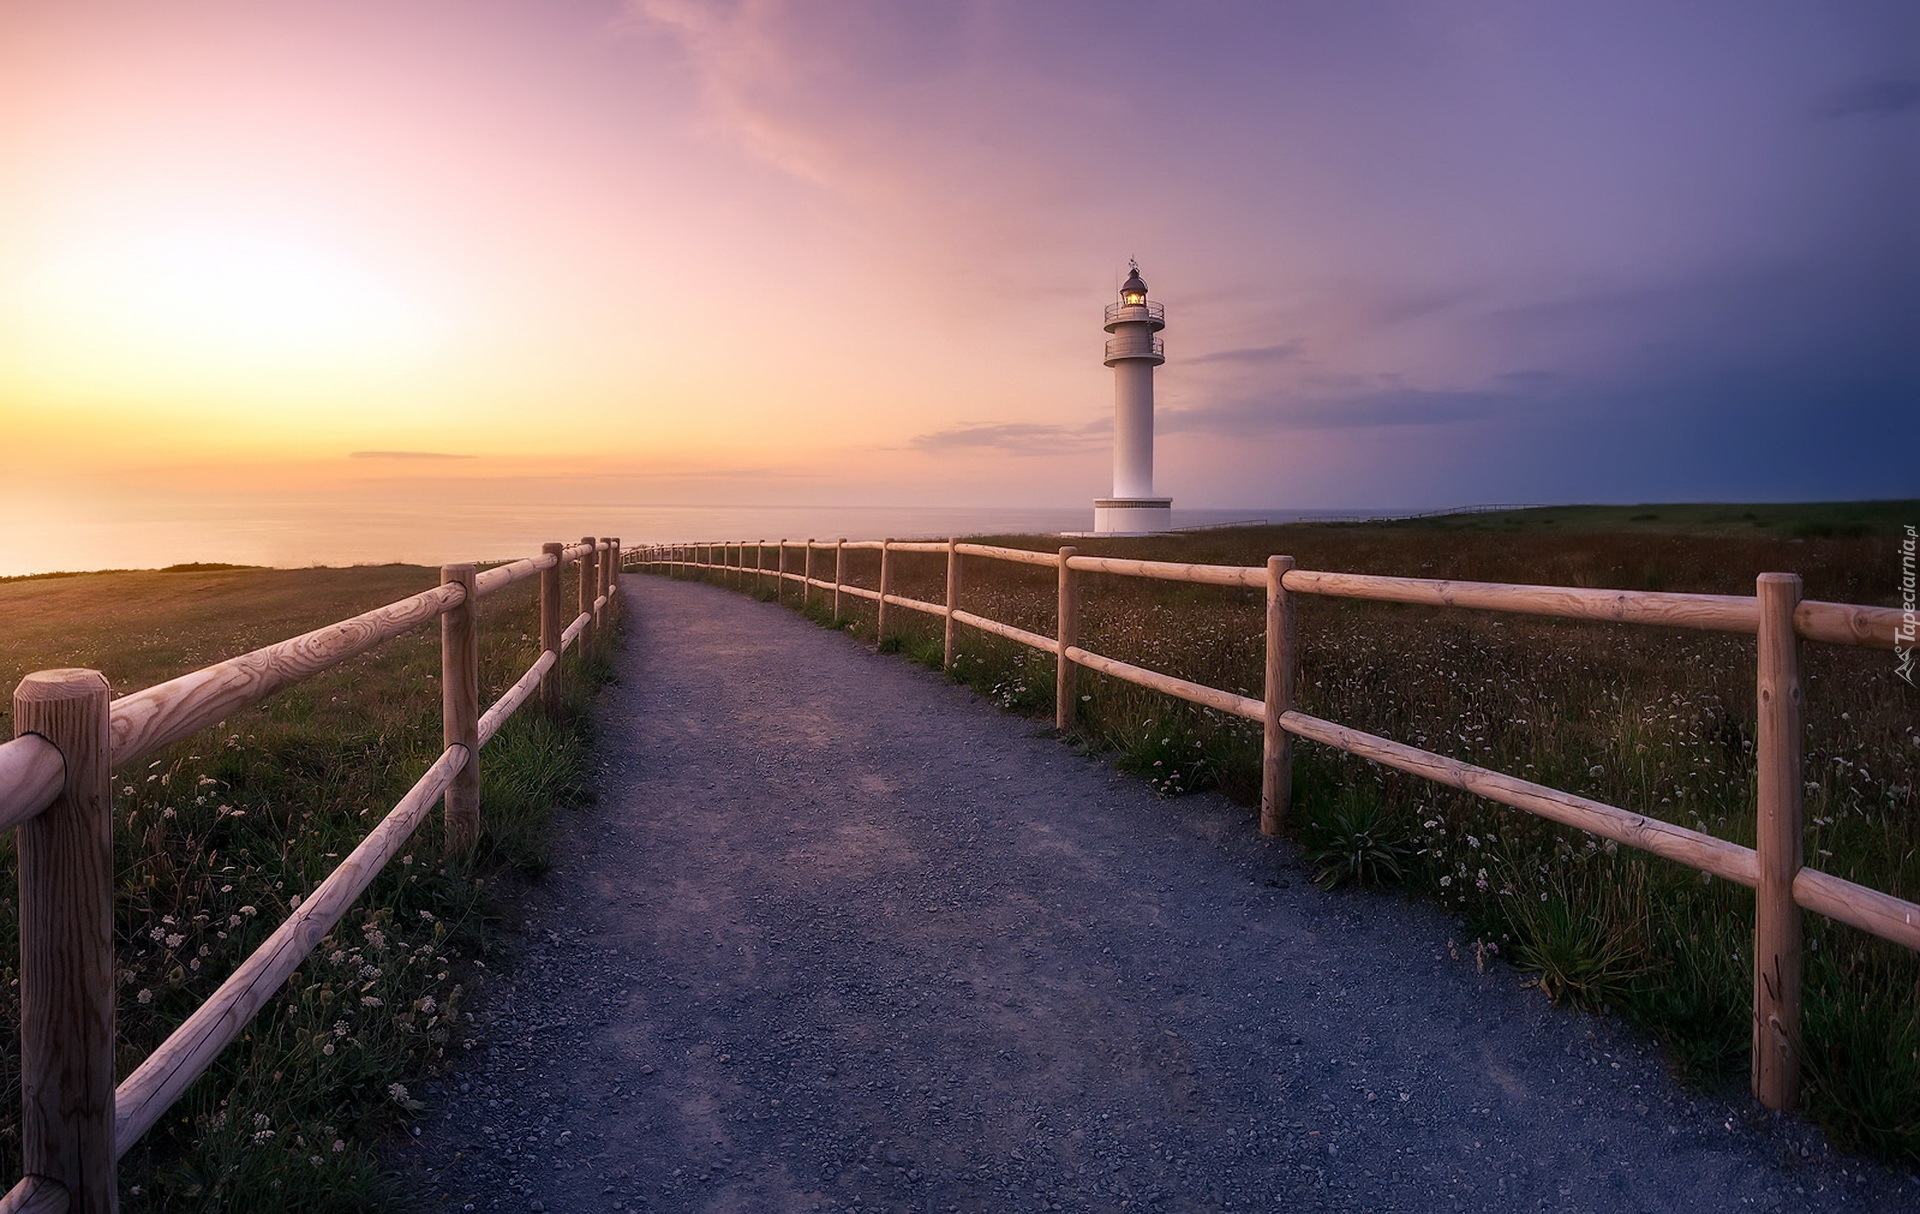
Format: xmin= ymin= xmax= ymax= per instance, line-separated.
xmin=239 ymin=905 xmax=258 ymax=918
xmin=164 ymin=934 xmax=184 ymax=949
xmin=387 ymin=1083 xmax=409 ymax=1104
xmin=252 ymin=1130 xmax=274 ymax=1145
xmin=136 ymin=989 xmax=153 ymax=1005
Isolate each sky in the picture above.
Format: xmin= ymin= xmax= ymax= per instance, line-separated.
xmin=0 ymin=0 xmax=1914 ymax=566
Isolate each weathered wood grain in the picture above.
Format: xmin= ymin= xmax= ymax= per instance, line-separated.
xmin=954 ymin=542 xmax=1057 ymax=567
xmin=110 ymin=583 xmax=462 ymax=770
xmin=944 ymin=539 xmax=962 ymax=670
xmin=478 ymin=650 xmax=558 ymax=748
xmin=876 ymin=540 xmax=896 ymax=642
xmin=0 ymin=1175 xmax=67 ymax=1214
xmin=1794 ymin=867 xmax=1920 ymax=952
xmin=15 ymin=671 xmax=115 ymax=1213
xmin=0 ymin=734 xmax=63 ymax=833
xmin=951 ymin=609 xmax=1057 ymax=654
xmin=1067 ymin=554 xmax=1263 ymax=588
xmin=1064 ymin=646 xmax=1263 ymax=721
xmin=540 ymin=542 xmax=565 ymax=714
xmin=1283 ymin=569 xmax=1758 ymax=632
xmin=474 ymin=552 xmax=557 ymax=597
xmin=885 ymin=593 xmax=945 ymax=618
xmin=441 ymin=565 xmax=480 ymax=856
xmin=1753 ymin=573 xmax=1804 ymax=1111
xmin=1056 ymin=548 xmax=1079 ymax=731
xmin=1261 ymin=556 xmax=1296 ymax=837
xmin=578 ymin=537 xmax=597 ymax=650
xmin=1278 ymin=710 xmax=1761 ymax=887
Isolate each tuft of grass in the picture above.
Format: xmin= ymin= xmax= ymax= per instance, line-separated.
xmin=1501 ymin=864 xmax=1645 ymax=1013
xmin=1304 ymin=791 xmax=1413 ymax=891
xmin=1110 ymin=713 xmax=1223 ymax=798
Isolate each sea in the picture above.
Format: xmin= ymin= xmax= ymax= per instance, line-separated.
xmin=0 ymin=498 xmax=1383 ymax=579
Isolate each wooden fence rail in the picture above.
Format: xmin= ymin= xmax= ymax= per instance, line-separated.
xmin=633 ymin=535 xmax=1914 ymax=1122
xmin=0 ymin=537 xmax=623 ymax=1213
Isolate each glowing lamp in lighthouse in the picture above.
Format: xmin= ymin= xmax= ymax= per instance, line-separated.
xmin=1094 ymin=262 xmax=1171 ymax=535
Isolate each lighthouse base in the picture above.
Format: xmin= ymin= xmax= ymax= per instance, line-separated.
xmin=1093 ymin=497 xmax=1173 ymax=535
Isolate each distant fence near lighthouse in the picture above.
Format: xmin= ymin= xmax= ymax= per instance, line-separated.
xmin=629 ymin=535 xmax=1913 ymax=1125
xmin=0 ymin=537 xmax=624 ymax=1213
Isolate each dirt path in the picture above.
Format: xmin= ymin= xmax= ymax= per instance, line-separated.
xmin=398 ymin=575 xmax=1912 ymax=1212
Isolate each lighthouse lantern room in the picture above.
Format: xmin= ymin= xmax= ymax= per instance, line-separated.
xmin=1094 ymin=261 xmax=1171 ymax=534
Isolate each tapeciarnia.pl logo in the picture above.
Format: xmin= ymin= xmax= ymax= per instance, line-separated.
xmin=1898 ymin=524 xmax=1916 ymax=687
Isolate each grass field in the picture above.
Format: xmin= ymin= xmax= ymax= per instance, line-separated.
xmin=0 ymin=562 xmax=616 ymax=1211
xmin=676 ymin=500 xmax=1919 ymax=1166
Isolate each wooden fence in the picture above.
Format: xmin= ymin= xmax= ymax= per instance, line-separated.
xmin=633 ymin=536 xmax=1914 ymax=1122
xmin=0 ymin=536 xmax=623 ymax=1213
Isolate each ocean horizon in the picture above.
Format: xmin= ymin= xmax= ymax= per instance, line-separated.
xmin=0 ymin=499 xmax=1401 ymax=580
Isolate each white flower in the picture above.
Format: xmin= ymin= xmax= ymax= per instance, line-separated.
xmin=387 ymin=1083 xmax=409 ymax=1103
xmin=136 ymin=989 xmax=153 ymax=1005
xmin=163 ymin=934 xmax=184 ymax=949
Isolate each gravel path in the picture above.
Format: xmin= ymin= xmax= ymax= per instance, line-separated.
xmin=397 ymin=575 xmax=1913 ymax=1212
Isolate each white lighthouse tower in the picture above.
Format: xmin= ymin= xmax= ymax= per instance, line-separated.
xmin=1094 ymin=261 xmax=1171 ymax=534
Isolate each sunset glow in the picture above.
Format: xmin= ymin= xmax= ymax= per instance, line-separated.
xmin=0 ymin=0 xmax=1911 ymax=573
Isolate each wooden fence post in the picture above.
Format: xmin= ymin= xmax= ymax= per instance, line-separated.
xmin=608 ymin=538 xmax=621 ymax=616
xmin=595 ymin=541 xmax=608 ymax=620
xmin=944 ymin=537 xmax=962 ymax=671
xmin=834 ymin=540 xmax=847 ymax=620
xmin=1261 ymin=556 xmax=1297 ymax=836
xmin=441 ymin=564 xmax=481 ymax=855
xmin=579 ymin=537 xmax=597 ymax=650
xmin=540 ymin=542 xmax=564 ymax=714
xmin=803 ymin=541 xmax=815 ymax=610
xmin=1056 ymin=546 xmax=1079 ymax=731
xmin=776 ymin=540 xmax=787 ymax=602
xmin=877 ymin=539 xmax=894 ymax=645
xmin=1753 ymin=571 xmax=1805 ymax=1111
xmin=14 ymin=668 xmax=115 ymax=1213
xmin=753 ymin=541 xmax=764 ymax=595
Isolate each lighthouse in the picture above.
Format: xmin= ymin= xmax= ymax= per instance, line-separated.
xmin=1094 ymin=261 xmax=1171 ymax=534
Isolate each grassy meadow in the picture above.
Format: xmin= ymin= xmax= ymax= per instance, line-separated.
xmin=676 ymin=500 xmax=1919 ymax=1165
xmin=0 ymin=561 xmax=615 ymax=1211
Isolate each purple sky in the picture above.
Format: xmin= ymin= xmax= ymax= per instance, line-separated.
xmin=3 ymin=0 xmax=1914 ymax=520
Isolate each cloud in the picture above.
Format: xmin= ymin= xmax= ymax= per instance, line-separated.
xmin=348 ymin=450 xmax=475 ymax=460
xmin=907 ymin=420 xmax=1106 ymax=454
xmin=1813 ymin=78 xmax=1920 ymax=119
xmin=1184 ymin=341 xmax=1305 ymax=366
xmin=1162 ymin=385 xmax=1521 ymax=437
